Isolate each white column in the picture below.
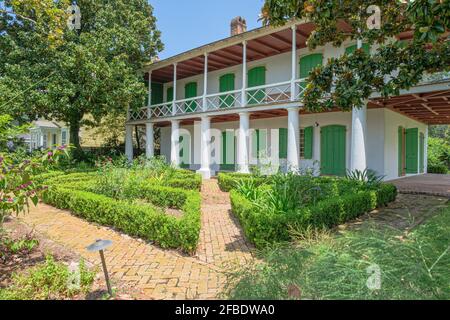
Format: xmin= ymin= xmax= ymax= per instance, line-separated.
xmin=291 ymin=25 xmax=297 ymax=101
xmin=145 ymin=122 xmax=154 ymax=158
xmin=170 ymin=120 xmax=180 ymax=166
xmin=172 ymin=63 xmax=177 ymax=115
xmin=125 ymin=124 xmax=134 ymax=161
xmin=202 ymin=53 xmax=208 ymax=111
xmin=241 ymin=41 xmax=247 ymax=107
xmin=197 ymin=116 xmax=212 ymax=179
xmin=287 ymin=107 xmax=300 ymax=171
xmin=350 ymin=100 xmax=368 ymax=172
xmin=237 ymin=112 xmax=250 ymax=173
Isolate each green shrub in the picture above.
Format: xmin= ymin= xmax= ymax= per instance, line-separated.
xmin=165 ymin=176 xmax=202 ymax=191
xmin=0 ymin=256 xmax=94 ymax=300
xmin=230 ymin=177 xmax=397 ymax=248
xmin=428 ymin=164 xmax=448 ymax=174
xmin=428 ymin=137 xmax=450 ymax=168
xmin=42 ymin=184 xmax=201 ymax=253
xmin=218 ymin=172 xmax=269 ymax=192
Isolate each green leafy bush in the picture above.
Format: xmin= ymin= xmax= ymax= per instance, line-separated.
xmin=230 ymin=174 xmax=397 ymax=248
xmin=218 ymin=172 xmax=269 ymax=192
xmin=428 ymin=137 xmax=450 ymax=169
xmin=428 ymin=164 xmax=448 ymax=174
xmin=0 ymin=256 xmax=94 ymax=300
xmin=41 ymin=172 xmax=202 ymax=253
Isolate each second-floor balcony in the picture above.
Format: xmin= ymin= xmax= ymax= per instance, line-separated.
xmin=129 ymin=79 xmax=309 ymax=121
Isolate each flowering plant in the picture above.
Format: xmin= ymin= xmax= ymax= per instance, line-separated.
xmin=0 ymin=146 xmax=68 ymax=224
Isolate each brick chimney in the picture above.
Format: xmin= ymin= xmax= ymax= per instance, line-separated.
xmin=231 ymin=16 xmax=247 ymax=36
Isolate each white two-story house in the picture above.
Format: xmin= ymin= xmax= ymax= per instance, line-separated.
xmin=125 ymin=17 xmax=450 ymax=180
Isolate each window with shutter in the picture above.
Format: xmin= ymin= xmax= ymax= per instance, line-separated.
xmin=247 ymin=66 xmax=266 ymax=105
xmin=219 ymin=73 xmax=235 ymax=108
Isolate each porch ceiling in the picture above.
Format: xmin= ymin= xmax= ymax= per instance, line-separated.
xmin=371 ymin=89 xmax=450 ymax=124
xmin=148 ymin=21 xmax=414 ymax=84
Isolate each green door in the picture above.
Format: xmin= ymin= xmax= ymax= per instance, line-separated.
xmin=221 ymin=130 xmax=236 ymax=170
xmin=179 ymin=134 xmax=190 ymax=168
xmin=248 ymin=66 xmax=266 ymax=105
xmin=219 ymin=73 xmax=235 ymax=108
xmin=321 ymin=125 xmax=346 ymax=176
xmin=151 ymin=83 xmax=164 ymax=105
xmin=299 ymin=54 xmax=323 ymax=96
xmin=184 ymin=82 xmax=198 ymax=112
xmin=345 ymin=43 xmax=371 ymax=55
xmin=167 ymin=87 xmax=174 ymax=102
xmin=279 ymin=128 xmax=288 ymax=159
xmin=419 ymin=132 xmax=425 ymax=173
xmin=405 ymin=128 xmax=418 ymax=174
xmin=398 ymin=126 xmax=405 ymax=176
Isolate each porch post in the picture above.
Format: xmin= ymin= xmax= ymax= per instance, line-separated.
xmin=350 ymin=39 xmax=367 ymax=172
xmin=291 ymin=24 xmax=297 ymax=101
xmin=197 ymin=115 xmax=212 ymax=179
xmin=172 ymin=63 xmax=177 ymax=115
xmin=170 ymin=119 xmax=180 ymax=166
xmin=237 ymin=112 xmax=250 ymax=173
xmin=145 ymin=122 xmax=154 ymax=158
xmin=241 ymin=41 xmax=247 ymax=107
xmin=350 ymin=100 xmax=367 ymax=172
xmin=287 ymin=107 xmax=300 ymax=170
xmin=202 ymin=53 xmax=208 ymax=111
xmin=125 ymin=124 xmax=134 ymax=161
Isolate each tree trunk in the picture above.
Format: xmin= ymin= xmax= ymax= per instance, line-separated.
xmin=69 ymin=114 xmax=83 ymax=160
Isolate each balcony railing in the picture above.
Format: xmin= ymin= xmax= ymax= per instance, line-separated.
xmin=128 ymin=79 xmax=311 ymax=121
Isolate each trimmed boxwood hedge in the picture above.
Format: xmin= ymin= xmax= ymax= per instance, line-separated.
xmin=230 ymin=183 xmax=397 ymax=248
xmin=39 ymin=171 xmax=201 ymax=253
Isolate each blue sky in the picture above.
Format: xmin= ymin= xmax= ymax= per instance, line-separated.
xmin=150 ymin=0 xmax=265 ymax=59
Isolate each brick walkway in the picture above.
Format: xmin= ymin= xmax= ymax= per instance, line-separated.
xmin=17 ymin=180 xmax=254 ymax=300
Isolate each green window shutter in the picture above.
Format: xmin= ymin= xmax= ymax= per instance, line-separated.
xmin=222 ymin=131 xmax=227 ymax=165
xmin=420 ymin=132 xmax=425 ymax=173
xmin=166 ymin=87 xmax=174 ymax=102
xmin=304 ymin=126 xmax=313 ymax=159
xmin=321 ymin=125 xmax=346 ymax=176
xmin=345 ymin=43 xmax=370 ymax=55
xmin=279 ymin=128 xmax=288 ymax=159
xmin=144 ymin=79 xmax=149 ymax=106
xmin=221 ymin=130 xmax=236 ymax=170
xmin=398 ymin=126 xmax=404 ymax=176
xmin=184 ymin=82 xmax=198 ymax=112
xmin=247 ymin=66 xmax=266 ymax=105
xmin=405 ymin=128 xmax=418 ymax=174
xmin=299 ymin=54 xmax=323 ymax=97
xmin=151 ymin=83 xmax=163 ymax=105
xmin=219 ymin=73 xmax=235 ymax=108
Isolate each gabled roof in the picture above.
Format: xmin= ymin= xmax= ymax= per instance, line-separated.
xmin=33 ymin=120 xmax=61 ymax=129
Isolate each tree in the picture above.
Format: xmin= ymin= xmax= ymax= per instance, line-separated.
xmin=261 ymin=0 xmax=450 ymax=112
xmin=0 ymin=0 xmax=163 ymax=158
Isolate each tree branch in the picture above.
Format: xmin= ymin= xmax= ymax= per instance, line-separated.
xmin=0 ymin=9 xmax=36 ymax=24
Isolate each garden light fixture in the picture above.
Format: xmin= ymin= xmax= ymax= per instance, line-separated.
xmin=86 ymin=239 xmax=113 ymax=296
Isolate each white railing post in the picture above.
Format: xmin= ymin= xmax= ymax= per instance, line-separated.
xmin=203 ymin=53 xmax=208 ymax=111
xmin=172 ymin=63 xmax=177 ymax=115
xmin=291 ymin=25 xmax=297 ymax=101
xmin=241 ymin=41 xmax=247 ymax=107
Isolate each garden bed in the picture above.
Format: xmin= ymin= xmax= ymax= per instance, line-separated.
xmin=36 ymin=165 xmax=202 ymax=254
xmin=223 ymin=172 xmax=397 ymax=248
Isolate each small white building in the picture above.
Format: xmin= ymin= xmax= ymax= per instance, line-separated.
xmin=125 ymin=18 xmax=450 ymax=181
xmin=29 ymin=120 xmax=69 ymax=151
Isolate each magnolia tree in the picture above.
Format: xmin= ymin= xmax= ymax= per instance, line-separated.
xmin=261 ymin=0 xmax=450 ymax=112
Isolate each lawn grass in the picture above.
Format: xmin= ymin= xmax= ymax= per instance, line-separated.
xmin=225 ymin=202 xmax=450 ymax=300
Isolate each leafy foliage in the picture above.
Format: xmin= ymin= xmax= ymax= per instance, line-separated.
xmin=260 ymin=0 xmax=450 ymax=111
xmin=346 ymin=168 xmax=385 ymax=187
xmin=0 ymin=0 xmax=163 ymax=157
xmin=428 ymin=137 xmax=450 ymax=169
xmin=0 ymin=255 xmax=94 ymax=300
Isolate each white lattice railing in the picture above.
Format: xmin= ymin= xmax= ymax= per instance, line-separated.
xmin=129 ymin=107 xmax=148 ymax=121
xmin=295 ymin=78 xmax=308 ymax=100
xmin=205 ymin=90 xmax=242 ymax=111
xmin=174 ymin=96 xmax=203 ymax=115
xmin=245 ymin=81 xmax=291 ymax=105
xmin=149 ymin=103 xmax=172 ymax=118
